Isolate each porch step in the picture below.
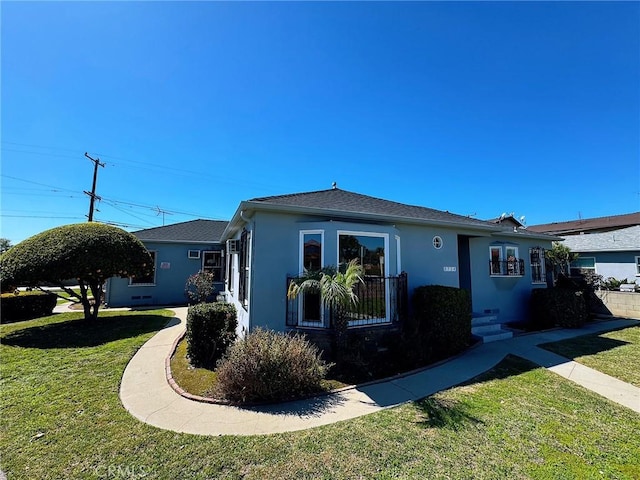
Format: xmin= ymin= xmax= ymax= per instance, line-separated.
xmin=471 ymin=314 xmax=513 ymax=343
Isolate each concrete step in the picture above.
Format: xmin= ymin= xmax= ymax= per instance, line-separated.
xmin=472 ymin=314 xmax=498 ymax=325
xmin=473 ymin=328 xmax=514 ymax=343
xmin=472 ymin=323 xmax=503 ymax=335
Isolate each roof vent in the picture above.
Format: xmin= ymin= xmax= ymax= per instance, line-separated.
xmin=332 ymin=182 xmax=337 ymax=189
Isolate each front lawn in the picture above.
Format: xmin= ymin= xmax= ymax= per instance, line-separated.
xmin=2 ymin=312 xmax=639 ymax=479
xmin=540 ymin=324 xmax=640 ymax=387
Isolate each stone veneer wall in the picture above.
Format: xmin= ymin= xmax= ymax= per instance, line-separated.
xmin=595 ymin=291 xmax=640 ymax=319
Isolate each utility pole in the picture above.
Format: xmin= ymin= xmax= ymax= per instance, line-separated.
xmin=84 ymin=152 xmax=105 ymax=222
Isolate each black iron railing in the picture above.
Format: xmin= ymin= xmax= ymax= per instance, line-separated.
xmin=286 ymin=273 xmax=408 ymax=328
xmin=489 ymin=259 xmax=525 ymax=276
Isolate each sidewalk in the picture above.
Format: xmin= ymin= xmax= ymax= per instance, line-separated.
xmin=119 ymin=308 xmax=639 ymax=436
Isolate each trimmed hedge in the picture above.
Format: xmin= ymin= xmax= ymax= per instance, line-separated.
xmin=186 ymin=302 xmax=237 ymax=368
xmin=1 ymin=291 xmax=56 ymax=322
xmin=411 ymin=285 xmax=472 ymax=361
xmin=530 ymin=288 xmax=588 ymax=329
xmin=215 ymin=328 xmax=331 ymax=404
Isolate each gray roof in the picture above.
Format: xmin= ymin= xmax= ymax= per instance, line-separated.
xmin=249 ymin=188 xmax=493 ymax=228
xmin=528 ymin=212 xmax=640 ymax=234
xmin=133 ymin=219 xmax=228 ymax=243
xmin=561 ymin=225 xmax=640 ymax=252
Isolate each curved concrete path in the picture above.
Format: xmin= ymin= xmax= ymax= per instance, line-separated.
xmin=119 ymin=308 xmax=639 ymax=436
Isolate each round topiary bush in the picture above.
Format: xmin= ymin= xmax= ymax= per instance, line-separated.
xmin=215 ymin=328 xmax=332 ymax=404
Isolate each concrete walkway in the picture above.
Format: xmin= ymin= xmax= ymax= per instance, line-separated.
xmin=119 ymin=308 xmax=639 ymax=436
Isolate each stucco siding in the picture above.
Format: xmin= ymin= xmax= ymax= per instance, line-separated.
xmin=576 ymin=250 xmax=640 ymax=284
xmin=106 ymin=241 xmax=223 ymax=307
xmin=468 ymin=236 xmax=551 ymax=323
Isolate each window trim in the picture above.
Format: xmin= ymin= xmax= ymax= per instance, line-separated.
xmin=129 ymin=250 xmax=157 ymax=286
xmin=337 ymin=230 xmax=390 ymax=325
xmin=298 ymin=230 xmax=325 ymax=327
xmin=636 ymin=256 xmax=640 ymax=276
xmin=489 ymin=245 xmax=524 ymax=277
xmin=299 ymin=230 xmax=325 ymax=273
xmin=336 ymin=230 xmax=390 ymax=277
xmin=202 ymin=250 xmax=224 ymax=282
xmin=188 ymin=249 xmax=200 ymax=259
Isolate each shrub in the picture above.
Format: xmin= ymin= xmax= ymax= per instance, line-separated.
xmin=411 ymin=285 xmax=472 ymax=362
xmin=184 ymin=271 xmax=217 ymax=304
xmin=1 ymin=291 xmax=56 ymax=322
xmin=215 ymin=328 xmax=332 ymax=404
xmin=186 ymin=302 xmax=237 ymax=368
xmin=530 ymin=288 xmax=588 ymax=328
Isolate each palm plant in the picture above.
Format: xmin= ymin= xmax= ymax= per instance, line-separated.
xmin=287 ymin=259 xmax=364 ymax=352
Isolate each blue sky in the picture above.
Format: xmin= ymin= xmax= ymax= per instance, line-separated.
xmin=2 ymin=1 xmax=638 ymax=244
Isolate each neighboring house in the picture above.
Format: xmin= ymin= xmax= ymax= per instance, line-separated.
xmin=529 ymin=212 xmax=640 ymax=284
xmin=105 ymin=219 xmax=228 ymax=307
xmin=221 ymin=187 xmax=557 ymax=341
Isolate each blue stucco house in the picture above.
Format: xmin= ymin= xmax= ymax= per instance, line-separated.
xmin=529 ymin=212 xmax=640 ymax=285
xmin=105 ymin=220 xmax=228 ymax=307
xmin=221 ymin=187 xmax=557 ymax=342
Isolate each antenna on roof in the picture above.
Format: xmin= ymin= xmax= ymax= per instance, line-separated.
xmin=155 ymin=206 xmax=173 ymax=226
xmin=332 ymin=182 xmax=337 ymax=189
xmin=499 ymin=213 xmax=506 ymax=221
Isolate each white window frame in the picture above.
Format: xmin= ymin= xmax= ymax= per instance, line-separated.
xmin=337 ymin=230 xmax=390 ymax=326
xmin=202 ymin=251 xmax=223 ymax=282
xmin=188 ymin=249 xmax=200 ymax=259
xmin=489 ymin=246 xmax=503 ymax=276
xmin=298 ymin=230 xmax=325 ymax=327
xmin=489 ymin=245 xmax=523 ymax=277
xmin=395 ymin=235 xmax=402 ymax=274
xmin=636 ymin=256 xmax=640 ymax=276
xmin=129 ymin=250 xmax=157 ymax=286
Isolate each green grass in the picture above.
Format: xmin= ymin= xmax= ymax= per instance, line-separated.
xmin=540 ymin=325 xmax=640 ymax=387
xmin=170 ymin=337 xmax=219 ymax=397
xmin=47 ymin=287 xmax=83 ymax=305
xmin=2 ymin=313 xmax=639 ymax=479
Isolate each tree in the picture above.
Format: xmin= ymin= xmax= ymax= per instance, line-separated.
xmin=287 ymin=259 xmax=364 ymax=352
xmin=545 ymin=242 xmax=578 ymax=280
xmin=0 ymin=238 xmax=12 ymax=254
xmin=0 ymin=223 xmax=153 ymax=321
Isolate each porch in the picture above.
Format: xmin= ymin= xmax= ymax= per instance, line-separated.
xmin=286 ymin=273 xmax=408 ymax=329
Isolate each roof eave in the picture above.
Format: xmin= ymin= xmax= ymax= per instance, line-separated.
xmin=229 ymin=200 xmax=501 ymax=233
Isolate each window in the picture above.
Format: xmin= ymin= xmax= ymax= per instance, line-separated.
xmin=338 ymin=232 xmax=386 ymax=276
xmin=226 ymin=250 xmax=234 ymax=292
xmin=299 ymin=231 xmax=324 ymax=325
xmin=188 ymin=250 xmax=200 ymax=259
xmin=636 ymin=256 xmax=640 ymax=276
xmin=432 ymin=236 xmax=443 ymax=249
xmin=338 ymin=231 xmax=389 ymax=326
xmin=489 ymin=245 xmax=523 ymax=276
xmin=238 ymin=229 xmax=250 ymax=307
xmin=530 ymin=247 xmax=546 ymax=283
xmin=202 ymin=251 xmax=223 ymax=282
xmin=489 ymin=246 xmax=503 ymax=275
xmin=130 ymin=251 xmax=156 ymax=285
xmin=301 ymin=231 xmax=323 ymax=272
xmin=570 ymin=257 xmax=595 ymax=276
